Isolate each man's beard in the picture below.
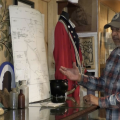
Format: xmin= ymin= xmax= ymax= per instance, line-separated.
xmin=114 ymin=42 xmax=120 ymax=48
xmin=113 ymin=37 xmax=120 ymax=47
xmin=116 ymin=44 xmax=120 ymax=47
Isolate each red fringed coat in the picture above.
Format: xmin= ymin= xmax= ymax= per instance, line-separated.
xmin=53 ymin=18 xmax=83 ymax=97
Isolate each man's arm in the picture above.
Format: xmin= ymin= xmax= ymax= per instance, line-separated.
xmin=79 ymin=74 xmax=105 ymax=92
xmin=83 ymin=90 xmax=120 ymax=108
xmin=83 ymin=94 xmax=99 ymax=106
xmin=99 ymin=93 xmax=120 ymax=108
xmin=60 ymin=62 xmax=106 ymax=92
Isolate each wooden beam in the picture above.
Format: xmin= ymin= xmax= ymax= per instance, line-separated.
xmin=100 ymin=0 xmax=120 ymax=12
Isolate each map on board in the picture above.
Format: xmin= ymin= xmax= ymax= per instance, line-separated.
xmin=9 ymin=5 xmax=50 ymax=102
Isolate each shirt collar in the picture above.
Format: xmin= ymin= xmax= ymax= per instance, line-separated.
xmin=117 ymin=47 xmax=120 ymax=56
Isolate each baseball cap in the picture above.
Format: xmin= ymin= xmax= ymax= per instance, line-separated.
xmin=104 ymin=12 xmax=120 ymax=29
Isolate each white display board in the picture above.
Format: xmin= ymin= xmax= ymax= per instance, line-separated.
xmin=9 ymin=5 xmax=50 ymax=102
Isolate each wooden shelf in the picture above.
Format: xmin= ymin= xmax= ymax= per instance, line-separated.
xmin=56 ymin=0 xmax=79 ymax=15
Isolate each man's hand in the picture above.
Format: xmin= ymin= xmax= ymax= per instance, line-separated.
xmin=59 ymin=62 xmax=81 ymax=82
xmin=83 ymin=94 xmax=99 ymax=106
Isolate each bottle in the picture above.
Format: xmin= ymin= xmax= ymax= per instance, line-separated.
xmin=10 ymin=88 xmax=18 ymax=109
xmin=15 ymin=82 xmax=19 ymax=92
xmin=19 ymin=80 xmax=29 ymax=108
xmin=18 ymin=89 xmax=25 ymax=109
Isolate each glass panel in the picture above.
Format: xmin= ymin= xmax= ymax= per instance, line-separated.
xmin=70 ymin=0 xmax=97 ymax=32
xmin=99 ymin=3 xmax=116 ymax=73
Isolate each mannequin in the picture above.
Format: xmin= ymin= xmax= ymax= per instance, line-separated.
xmin=59 ymin=11 xmax=69 ymax=20
xmin=53 ymin=12 xmax=84 ymax=119
xmin=53 ymin=11 xmax=84 ymax=97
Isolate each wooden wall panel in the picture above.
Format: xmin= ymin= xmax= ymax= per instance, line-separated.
xmin=99 ymin=4 xmax=107 ymax=65
xmin=91 ymin=0 xmax=97 ymax=31
xmin=107 ymin=9 xmax=115 ymax=32
xmin=100 ymin=0 xmax=120 ymax=13
xmin=48 ymin=0 xmax=58 ymax=80
xmin=100 ymin=4 xmax=107 ymax=32
xmin=6 ymin=0 xmax=13 ymax=5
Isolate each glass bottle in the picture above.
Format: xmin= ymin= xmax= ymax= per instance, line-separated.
xmin=18 ymin=89 xmax=25 ymax=109
xmin=19 ymin=80 xmax=29 ymax=108
xmin=15 ymin=82 xmax=19 ymax=93
xmin=10 ymin=88 xmax=18 ymax=109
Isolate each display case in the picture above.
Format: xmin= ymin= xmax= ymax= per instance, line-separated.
xmin=99 ymin=1 xmax=119 ymax=75
xmin=57 ymin=0 xmax=98 ymax=32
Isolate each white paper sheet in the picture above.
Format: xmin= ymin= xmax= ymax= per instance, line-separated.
xmin=9 ymin=5 xmax=50 ymax=102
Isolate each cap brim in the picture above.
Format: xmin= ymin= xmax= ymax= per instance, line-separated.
xmin=104 ymin=21 xmax=120 ymax=29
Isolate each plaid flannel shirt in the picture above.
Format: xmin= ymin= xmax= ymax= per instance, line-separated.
xmin=79 ymin=47 xmax=120 ymax=120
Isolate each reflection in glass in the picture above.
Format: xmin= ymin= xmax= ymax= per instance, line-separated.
xmin=9 ymin=110 xmax=18 ymax=120
xmin=39 ymin=109 xmax=50 ymax=120
xmin=0 ymin=115 xmax=4 ymax=120
xmin=29 ymin=107 xmax=50 ymax=120
xmin=18 ymin=109 xmax=25 ymax=120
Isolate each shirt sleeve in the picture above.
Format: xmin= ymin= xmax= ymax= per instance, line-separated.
xmin=79 ymin=60 xmax=108 ymax=91
xmin=78 ymin=74 xmax=105 ymax=92
xmin=99 ymin=93 xmax=120 ymax=108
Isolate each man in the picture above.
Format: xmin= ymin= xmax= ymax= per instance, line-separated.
xmin=59 ymin=12 xmax=120 ymax=120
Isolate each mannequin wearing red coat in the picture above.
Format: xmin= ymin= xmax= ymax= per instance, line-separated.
xmin=53 ymin=11 xmax=83 ymax=97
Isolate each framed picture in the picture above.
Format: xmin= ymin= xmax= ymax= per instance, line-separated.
xmin=14 ymin=0 xmax=34 ymax=8
xmin=79 ymin=36 xmax=95 ymax=69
